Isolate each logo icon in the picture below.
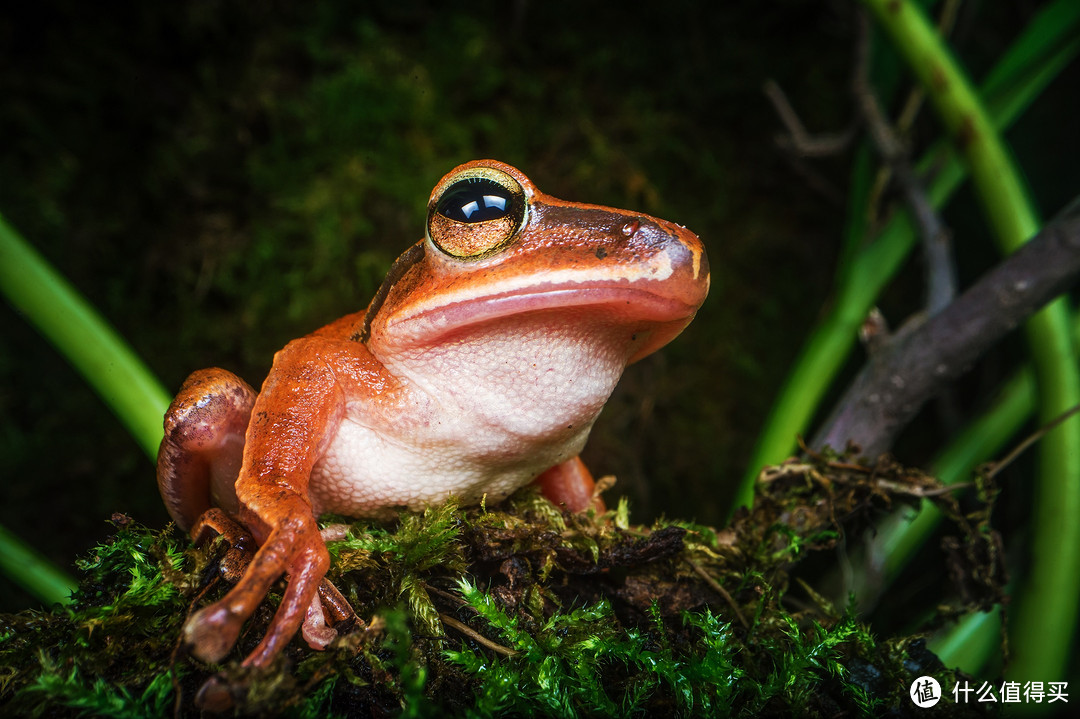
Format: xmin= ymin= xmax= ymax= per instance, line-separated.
xmin=910 ymin=676 xmax=942 ymax=708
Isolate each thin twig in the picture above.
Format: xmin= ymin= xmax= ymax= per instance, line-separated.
xmin=813 ymin=203 xmax=1080 ymax=457
xmin=984 ymin=402 xmax=1080 ymax=480
xmin=762 ymin=79 xmax=851 ymax=206
xmin=764 ymin=80 xmax=856 ymax=157
xmin=853 ymin=8 xmax=956 ymax=316
xmin=895 ymin=0 xmax=961 ymax=134
xmin=873 ymin=479 xmax=973 ymax=497
xmin=425 ymin=582 xmax=469 ymax=608
xmin=686 ymin=559 xmax=749 ymax=629
xmin=440 ymin=613 xmax=518 ymax=657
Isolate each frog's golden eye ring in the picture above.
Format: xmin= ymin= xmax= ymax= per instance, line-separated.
xmin=427 ymin=167 xmax=527 ymax=259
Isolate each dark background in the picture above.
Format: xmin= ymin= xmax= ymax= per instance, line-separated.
xmin=1 ymin=0 xmax=1075 ymax=614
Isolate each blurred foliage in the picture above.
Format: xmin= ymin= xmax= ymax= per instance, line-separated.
xmin=0 ymin=2 xmax=1075 ymax=667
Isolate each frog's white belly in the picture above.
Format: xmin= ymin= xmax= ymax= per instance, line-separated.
xmin=308 ymin=317 xmax=633 ymax=517
xmin=307 ymin=409 xmax=590 ymax=517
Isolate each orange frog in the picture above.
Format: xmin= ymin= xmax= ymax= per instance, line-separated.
xmin=157 ymin=160 xmax=709 ymax=676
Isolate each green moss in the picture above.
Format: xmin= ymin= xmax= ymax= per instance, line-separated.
xmin=444 ymin=589 xmax=743 ymax=717
xmin=1 ymin=461 xmax=999 ymax=717
xmin=23 ymin=666 xmax=176 ymax=719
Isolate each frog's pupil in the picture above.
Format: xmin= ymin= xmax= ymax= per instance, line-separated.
xmin=438 ymin=180 xmax=513 ymax=223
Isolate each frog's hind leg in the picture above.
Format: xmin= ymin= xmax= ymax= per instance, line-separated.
xmin=156 ymin=368 xmax=256 ymax=532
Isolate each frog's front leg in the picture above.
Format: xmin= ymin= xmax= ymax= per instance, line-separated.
xmin=187 ymin=507 xmax=353 ymax=652
xmin=180 ymin=346 xmax=350 ymax=668
xmin=184 ymin=504 xmax=330 ymax=666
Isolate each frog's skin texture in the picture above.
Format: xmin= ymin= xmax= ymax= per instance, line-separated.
xmin=156 ymin=159 xmax=709 ymax=675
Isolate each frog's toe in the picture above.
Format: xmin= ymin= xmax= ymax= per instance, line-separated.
xmin=184 ymin=603 xmax=244 ymax=664
xmin=194 ymin=674 xmax=235 ymax=713
xmin=302 ymin=594 xmax=338 ymax=649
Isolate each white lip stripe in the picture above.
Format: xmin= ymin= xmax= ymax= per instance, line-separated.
xmin=399 ymin=252 xmax=676 ymax=323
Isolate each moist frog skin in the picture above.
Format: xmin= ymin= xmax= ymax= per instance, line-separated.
xmin=156 ymin=159 xmax=710 ymax=681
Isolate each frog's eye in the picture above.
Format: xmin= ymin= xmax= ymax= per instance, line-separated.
xmin=427 ymin=168 xmax=526 ymax=258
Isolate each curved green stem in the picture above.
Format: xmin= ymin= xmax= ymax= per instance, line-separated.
xmin=1 ymin=215 xmax=173 ymax=606
xmin=0 ymin=523 xmax=76 ymax=606
xmin=737 ymin=0 xmax=1080 ymax=507
xmin=862 ymin=0 xmax=1079 ymax=685
xmin=0 ymin=214 xmax=171 ymax=459
xmin=930 ymin=606 xmax=1003 ymax=674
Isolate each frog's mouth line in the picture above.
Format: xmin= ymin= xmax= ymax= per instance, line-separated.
xmin=386 ymin=282 xmax=698 ymax=345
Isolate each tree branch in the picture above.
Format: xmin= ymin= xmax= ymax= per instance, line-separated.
xmin=812 ymin=202 xmax=1080 ymax=457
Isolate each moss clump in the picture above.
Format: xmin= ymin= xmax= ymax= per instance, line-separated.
xmin=1 ymin=458 xmax=999 ymax=717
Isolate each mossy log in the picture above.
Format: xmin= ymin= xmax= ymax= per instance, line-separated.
xmin=1 ymin=457 xmax=999 ymax=718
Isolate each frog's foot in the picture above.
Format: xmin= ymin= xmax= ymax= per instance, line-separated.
xmin=183 ymin=500 xmax=333 ymax=666
xmin=193 ymin=674 xmax=234 ymax=714
xmin=313 ymin=575 xmax=358 ymax=642
xmin=187 ymin=510 xmax=358 ymax=661
xmin=190 ymin=576 xmax=356 ymax=713
xmin=302 ymin=528 xmax=361 ymax=648
xmin=191 ymin=508 xmax=257 ymax=582
xmin=186 ymin=527 xmax=329 ymax=665
xmin=535 ymin=455 xmax=607 ymax=512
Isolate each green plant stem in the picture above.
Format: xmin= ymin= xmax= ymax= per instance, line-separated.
xmin=1 ymin=215 xmax=173 ymax=605
xmin=929 ymin=606 xmax=1003 ymax=673
xmin=0 ymin=214 xmax=171 ymax=460
xmin=876 ymin=290 xmax=1080 ymax=591
xmin=864 ymin=1 xmax=1031 ymax=240
xmin=862 ymin=0 xmax=1080 ymax=684
xmin=0 ymin=523 xmax=76 ymax=606
xmin=736 ymin=0 xmax=1080 ymax=507
xmin=884 ymin=322 xmax=1080 ymax=679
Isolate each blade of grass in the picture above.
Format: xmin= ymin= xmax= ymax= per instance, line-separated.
xmin=0 ymin=214 xmax=171 ymax=459
xmin=929 ymin=606 xmax=1003 ymax=674
xmin=0 ymin=522 xmax=76 ymax=606
xmin=737 ymin=0 xmax=1080 ymax=507
xmin=1 ymin=215 xmax=173 ymax=605
xmin=862 ymin=0 xmax=1079 ymax=685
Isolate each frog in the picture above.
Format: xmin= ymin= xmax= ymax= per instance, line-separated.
xmin=156 ymin=159 xmax=709 ymax=683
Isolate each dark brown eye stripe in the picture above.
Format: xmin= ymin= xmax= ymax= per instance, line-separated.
xmin=355 ymin=241 xmax=426 ymax=343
